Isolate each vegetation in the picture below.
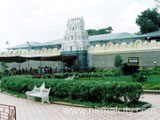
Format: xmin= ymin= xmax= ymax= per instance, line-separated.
xmin=1 ymin=62 xmax=7 ymax=73
xmin=33 ymin=70 xmax=122 ymax=79
xmin=114 ymin=54 xmax=123 ymax=68
xmin=87 ymin=27 xmax=113 ymax=36
xmin=136 ymin=8 xmax=160 ymax=34
xmin=1 ymin=76 xmax=143 ymax=105
xmin=121 ymin=63 xmax=139 ymax=75
xmin=139 ymin=67 xmax=160 ymax=75
xmin=143 ymin=84 xmax=160 ymax=90
xmin=131 ymin=73 xmax=147 ymax=83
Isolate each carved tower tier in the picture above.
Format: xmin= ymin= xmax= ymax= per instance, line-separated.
xmin=63 ymin=17 xmax=89 ymax=51
xmin=62 ymin=17 xmax=89 ymax=70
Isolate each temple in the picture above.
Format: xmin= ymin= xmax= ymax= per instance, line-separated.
xmin=1 ymin=17 xmax=160 ymax=70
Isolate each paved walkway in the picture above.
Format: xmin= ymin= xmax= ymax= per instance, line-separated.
xmin=0 ymin=93 xmax=160 ymax=120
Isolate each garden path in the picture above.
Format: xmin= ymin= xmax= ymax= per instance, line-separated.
xmin=0 ymin=93 xmax=159 ymax=120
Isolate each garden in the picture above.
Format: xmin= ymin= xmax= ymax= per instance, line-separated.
xmin=0 ymin=55 xmax=160 ymax=109
xmin=0 ymin=67 xmax=158 ymax=109
xmin=1 ymin=75 xmax=144 ymax=108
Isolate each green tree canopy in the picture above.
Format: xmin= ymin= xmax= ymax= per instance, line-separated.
xmin=114 ymin=54 xmax=123 ymax=68
xmin=87 ymin=26 xmax=113 ymax=36
xmin=136 ymin=8 xmax=160 ymax=34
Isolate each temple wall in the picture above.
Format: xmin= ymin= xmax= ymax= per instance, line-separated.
xmin=0 ymin=48 xmax=62 ymax=71
xmin=88 ymin=40 xmax=160 ymax=69
xmin=0 ymin=48 xmax=61 ymax=57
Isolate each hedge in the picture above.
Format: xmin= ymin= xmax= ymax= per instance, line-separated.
xmin=143 ymin=84 xmax=160 ymax=90
xmin=1 ymin=76 xmax=143 ymax=103
xmin=52 ymin=70 xmax=122 ymax=79
xmin=139 ymin=67 xmax=160 ymax=75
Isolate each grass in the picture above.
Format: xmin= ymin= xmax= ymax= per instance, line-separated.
xmin=78 ymin=75 xmax=160 ymax=85
xmin=144 ymin=75 xmax=160 ymax=85
xmin=14 ymin=74 xmax=160 ymax=85
xmin=79 ymin=76 xmax=132 ymax=83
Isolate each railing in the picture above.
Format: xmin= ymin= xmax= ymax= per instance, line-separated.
xmin=0 ymin=104 xmax=16 ymax=120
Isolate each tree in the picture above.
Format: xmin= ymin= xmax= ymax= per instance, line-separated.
xmin=1 ymin=62 xmax=7 ymax=73
xmin=136 ymin=8 xmax=160 ymax=34
xmin=87 ymin=26 xmax=113 ymax=36
xmin=114 ymin=54 xmax=123 ymax=68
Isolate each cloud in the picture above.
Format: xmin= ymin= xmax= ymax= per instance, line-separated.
xmin=0 ymin=0 xmax=156 ymax=51
xmin=113 ymin=2 xmax=149 ymax=33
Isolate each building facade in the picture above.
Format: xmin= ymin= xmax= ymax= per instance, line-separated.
xmin=1 ymin=17 xmax=160 ymax=70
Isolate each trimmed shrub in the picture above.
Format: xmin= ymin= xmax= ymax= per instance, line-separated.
xmin=52 ymin=70 xmax=122 ymax=79
xmin=1 ymin=76 xmax=143 ymax=103
xmin=139 ymin=67 xmax=160 ymax=75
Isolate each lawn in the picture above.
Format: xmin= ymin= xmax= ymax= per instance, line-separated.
xmin=145 ymin=75 xmax=160 ymax=85
xmin=79 ymin=75 xmax=160 ymax=85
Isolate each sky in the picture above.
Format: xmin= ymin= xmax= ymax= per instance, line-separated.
xmin=0 ymin=0 xmax=157 ymax=50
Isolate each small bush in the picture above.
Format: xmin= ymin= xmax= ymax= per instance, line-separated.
xmin=1 ymin=76 xmax=143 ymax=103
xmin=122 ymin=63 xmax=139 ymax=75
xmin=132 ymin=73 xmax=147 ymax=83
xmin=114 ymin=54 xmax=123 ymax=68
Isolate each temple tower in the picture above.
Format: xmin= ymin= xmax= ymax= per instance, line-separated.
xmin=62 ymin=17 xmax=89 ymax=69
xmin=63 ymin=17 xmax=89 ymax=51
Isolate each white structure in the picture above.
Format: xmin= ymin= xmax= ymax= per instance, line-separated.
xmin=26 ymin=83 xmax=51 ymax=103
xmin=2 ymin=17 xmax=160 ymax=70
xmin=63 ymin=17 xmax=89 ymax=51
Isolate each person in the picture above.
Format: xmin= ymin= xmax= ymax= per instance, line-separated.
xmin=71 ymin=66 xmax=74 ymax=72
xmin=38 ymin=66 xmax=41 ymax=75
xmin=25 ymin=67 xmax=28 ymax=74
xmin=64 ymin=66 xmax=68 ymax=72
xmin=30 ymin=67 xmax=33 ymax=75
xmin=49 ymin=67 xmax=52 ymax=74
xmin=42 ymin=67 xmax=45 ymax=74
xmin=14 ymin=68 xmax=18 ymax=75
xmin=55 ymin=67 xmax=57 ymax=73
xmin=5 ymin=67 xmax=9 ymax=76
xmin=22 ymin=68 xmax=25 ymax=74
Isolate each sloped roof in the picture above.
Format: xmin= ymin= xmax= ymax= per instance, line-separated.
xmin=138 ymin=30 xmax=160 ymax=38
xmin=8 ymin=31 xmax=160 ymax=50
xmin=41 ymin=39 xmax=63 ymax=46
xmin=89 ymin=32 xmax=138 ymax=42
xmin=9 ymin=42 xmax=41 ymax=49
xmin=8 ymin=39 xmax=63 ymax=49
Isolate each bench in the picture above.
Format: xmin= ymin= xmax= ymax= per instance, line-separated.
xmin=25 ymin=83 xmax=51 ymax=103
xmin=65 ymin=74 xmax=76 ymax=80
